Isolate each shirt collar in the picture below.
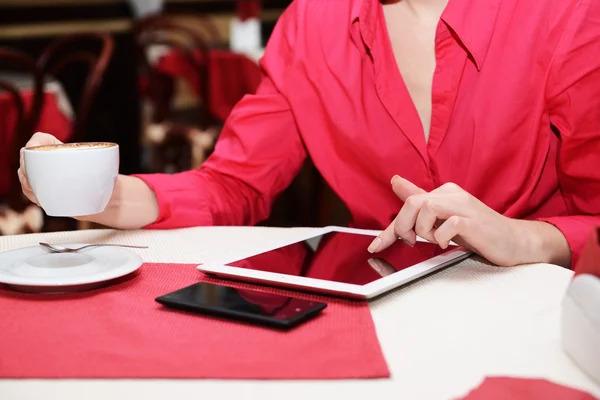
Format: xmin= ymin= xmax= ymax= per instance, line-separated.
xmin=351 ymin=0 xmax=377 ymax=49
xmin=441 ymin=0 xmax=502 ymax=70
xmin=352 ymin=0 xmax=502 ymax=70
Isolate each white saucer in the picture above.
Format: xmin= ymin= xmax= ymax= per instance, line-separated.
xmin=0 ymin=244 xmax=143 ymax=293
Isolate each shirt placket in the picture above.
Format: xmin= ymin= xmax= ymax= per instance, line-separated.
xmin=427 ymin=22 xmax=468 ymax=185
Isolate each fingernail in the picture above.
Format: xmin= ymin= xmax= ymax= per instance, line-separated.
xmin=368 ymin=237 xmax=382 ymax=253
xmin=402 ymin=239 xmax=414 ymax=247
xmin=391 ymin=175 xmax=399 ymax=184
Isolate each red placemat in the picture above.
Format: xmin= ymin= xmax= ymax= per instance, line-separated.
xmin=0 ymin=263 xmax=389 ymax=379
xmin=458 ymin=377 xmax=598 ymax=399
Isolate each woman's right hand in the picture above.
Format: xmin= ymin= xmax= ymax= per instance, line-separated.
xmin=18 ymin=132 xmax=159 ymax=229
xmin=18 ymin=132 xmax=63 ymax=205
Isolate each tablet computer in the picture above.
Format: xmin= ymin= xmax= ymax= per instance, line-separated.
xmin=198 ymin=226 xmax=471 ymax=300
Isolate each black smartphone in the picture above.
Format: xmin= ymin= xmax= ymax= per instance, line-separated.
xmin=155 ymin=282 xmax=327 ymax=329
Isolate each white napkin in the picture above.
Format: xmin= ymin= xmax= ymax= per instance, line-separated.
xmin=127 ymin=0 xmax=164 ymax=19
xmin=230 ymin=17 xmax=262 ymax=52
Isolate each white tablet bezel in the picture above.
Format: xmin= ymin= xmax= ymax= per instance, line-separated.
xmin=197 ymin=226 xmax=471 ymax=299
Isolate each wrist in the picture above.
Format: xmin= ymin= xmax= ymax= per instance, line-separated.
xmin=510 ymin=219 xmax=571 ymax=267
xmin=511 ymin=219 xmax=544 ymax=265
xmin=74 ymin=175 xmax=125 ymax=223
xmin=105 ymin=174 xmax=127 ymax=211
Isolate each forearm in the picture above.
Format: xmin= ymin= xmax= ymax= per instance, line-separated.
xmin=77 ymin=175 xmax=159 ymax=229
xmin=135 ymin=168 xmax=275 ymax=229
xmin=512 ymin=219 xmax=571 ymax=268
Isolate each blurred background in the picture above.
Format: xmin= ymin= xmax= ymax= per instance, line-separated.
xmin=0 ymin=0 xmax=350 ymax=235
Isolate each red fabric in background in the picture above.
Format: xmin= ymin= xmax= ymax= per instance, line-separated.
xmin=140 ymin=50 xmax=262 ymax=123
xmin=0 ymin=90 xmax=72 ymax=195
xmin=0 ymin=263 xmax=390 ymax=379
xmin=459 ymin=377 xmax=597 ymax=400
xmin=237 ymin=0 xmax=261 ymax=21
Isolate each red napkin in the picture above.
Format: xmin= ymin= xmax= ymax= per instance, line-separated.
xmin=0 ymin=263 xmax=389 ymax=379
xmin=459 ymin=377 xmax=598 ymax=399
xmin=574 ymin=227 xmax=600 ymax=278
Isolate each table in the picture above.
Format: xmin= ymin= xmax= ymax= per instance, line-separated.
xmin=1 ymin=226 xmax=599 ymax=399
xmin=0 ymin=73 xmax=73 ymax=195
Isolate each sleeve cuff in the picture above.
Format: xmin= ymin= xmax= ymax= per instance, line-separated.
xmin=132 ymin=172 xmax=214 ymax=229
xmin=537 ymin=216 xmax=599 ymax=268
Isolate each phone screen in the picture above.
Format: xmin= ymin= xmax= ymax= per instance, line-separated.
xmin=156 ymin=282 xmax=327 ymax=329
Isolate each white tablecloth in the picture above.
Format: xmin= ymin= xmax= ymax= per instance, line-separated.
xmin=1 ymin=226 xmax=599 ymax=400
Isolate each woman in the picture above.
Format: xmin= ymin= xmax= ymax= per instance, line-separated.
xmin=19 ymin=0 xmax=600 ymax=268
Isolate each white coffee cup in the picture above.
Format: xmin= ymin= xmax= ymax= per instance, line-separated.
xmin=24 ymin=142 xmax=119 ymax=217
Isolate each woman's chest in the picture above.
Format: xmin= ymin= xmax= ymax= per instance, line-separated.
xmin=290 ymin=47 xmax=546 ymax=172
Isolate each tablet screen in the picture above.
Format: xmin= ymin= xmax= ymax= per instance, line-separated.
xmin=228 ymin=232 xmax=452 ymax=286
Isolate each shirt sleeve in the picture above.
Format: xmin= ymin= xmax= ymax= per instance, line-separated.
xmin=540 ymin=0 xmax=600 ymax=266
xmin=134 ymin=1 xmax=307 ymax=229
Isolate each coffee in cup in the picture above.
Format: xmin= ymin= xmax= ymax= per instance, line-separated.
xmin=27 ymin=142 xmax=116 ymax=151
xmin=24 ymin=142 xmax=119 ymax=217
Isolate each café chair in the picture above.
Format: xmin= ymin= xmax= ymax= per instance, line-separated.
xmin=133 ymin=14 xmax=222 ymax=173
xmin=37 ymin=32 xmax=114 ymax=143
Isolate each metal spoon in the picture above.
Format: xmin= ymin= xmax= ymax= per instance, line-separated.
xmin=39 ymin=242 xmax=148 ymax=253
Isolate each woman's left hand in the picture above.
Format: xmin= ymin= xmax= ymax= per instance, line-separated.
xmin=367 ymin=175 xmax=526 ymax=266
